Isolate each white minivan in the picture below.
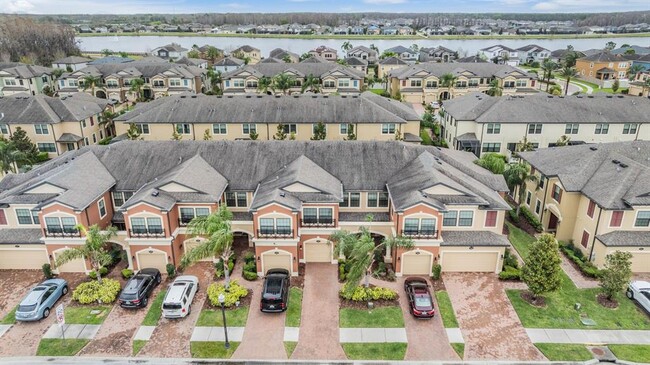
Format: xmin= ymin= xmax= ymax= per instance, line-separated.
xmin=162 ymin=275 xmax=199 ymax=319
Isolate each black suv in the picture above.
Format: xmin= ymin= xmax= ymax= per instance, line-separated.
xmin=260 ymin=269 xmax=290 ymax=312
xmin=119 ymin=268 xmax=162 ymax=308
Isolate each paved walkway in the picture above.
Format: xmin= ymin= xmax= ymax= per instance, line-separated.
xmin=560 ymin=255 xmax=599 ymax=289
xmin=0 ymin=325 xmax=11 ymax=338
xmin=527 ymin=329 xmax=650 ymax=344
xmin=284 ymin=327 xmax=299 ymax=341
xmin=133 ymin=326 xmax=156 ymax=341
xmin=191 ymin=326 xmax=245 ymax=342
xmin=43 ymin=324 xmax=101 ymax=340
xmin=291 ymin=263 xmax=346 ymax=360
xmin=339 ymin=328 xmax=407 ymax=343
xmin=446 ymin=328 xmax=464 ymax=343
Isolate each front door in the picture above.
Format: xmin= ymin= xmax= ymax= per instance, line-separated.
xmin=548 ymin=213 xmax=558 ymax=231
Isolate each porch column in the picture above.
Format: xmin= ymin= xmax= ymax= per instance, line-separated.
xmin=384 ymin=245 xmax=392 ymax=263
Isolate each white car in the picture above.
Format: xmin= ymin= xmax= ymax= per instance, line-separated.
xmin=162 ymin=275 xmax=199 ymax=319
xmin=627 ymin=281 xmax=650 ymax=313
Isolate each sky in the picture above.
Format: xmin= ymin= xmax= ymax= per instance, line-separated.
xmin=1 ymin=0 xmax=649 ymax=14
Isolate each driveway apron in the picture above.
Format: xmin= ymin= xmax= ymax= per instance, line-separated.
xmin=0 ymin=270 xmax=43 ymax=319
xmin=291 ymin=263 xmax=346 ymax=360
xmin=444 ymin=273 xmax=545 ymax=361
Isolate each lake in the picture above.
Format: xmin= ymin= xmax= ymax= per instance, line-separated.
xmin=77 ymin=35 xmax=650 ymax=57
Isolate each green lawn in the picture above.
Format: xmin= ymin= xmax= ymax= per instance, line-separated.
xmin=339 ymin=306 xmax=404 ymax=328
xmin=435 ymin=291 xmax=459 ymax=328
xmin=284 ymin=341 xmax=297 ymax=358
xmin=0 ymin=307 xmax=16 ymax=324
xmin=535 ymin=343 xmax=593 ymax=361
xmin=65 ymin=305 xmax=111 ymax=325
xmin=420 ymin=129 xmax=434 ymax=145
xmin=36 ymin=339 xmax=89 ymax=356
xmin=141 ymin=290 xmax=166 ymax=326
xmin=505 ymin=221 xmax=534 ymax=261
xmin=370 ymin=89 xmax=385 ymax=95
xmin=342 ymin=343 xmax=407 ymax=360
xmin=451 ymin=343 xmax=464 ymax=359
xmin=609 ymin=344 xmax=650 ymax=363
xmin=196 ymin=306 xmax=249 ymax=327
xmin=190 ymin=341 xmax=239 ymax=358
xmin=285 ymin=287 xmax=302 ymax=327
xmin=132 ymin=340 xmax=146 ymax=356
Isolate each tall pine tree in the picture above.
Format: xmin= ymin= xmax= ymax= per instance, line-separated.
xmin=9 ymin=127 xmax=39 ymax=164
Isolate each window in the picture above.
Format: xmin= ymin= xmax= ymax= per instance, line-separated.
xmin=282 ymin=124 xmax=297 ymax=134
xmin=340 ymin=192 xmax=361 ymax=207
xmin=225 ymin=192 xmax=247 ymax=207
xmin=635 ymin=211 xmax=650 ymax=227
xmin=528 ymin=123 xmax=543 ymax=134
xmin=507 ymin=143 xmax=517 ymax=152
xmin=339 ymin=123 xmax=348 ymax=135
xmin=623 ymin=123 xmax=638 ymax=134
xmin=152 ymin=80 xmax=165 ymax=87
xmin=34 ymin=124 xmax=49 ymax=135
xmin=135 ymin=123 xmax=149 ymax=134
xmin=44 ymin=217 xmax=77 ymax=234
xmin=245 ymin=80 xmax=257 ymax=88
xmin=535 ymin=199 xmax=541 ymax=214
xmin=526 ymin=191 xmax=532 ymax=205
xmin=232 ymin=79 xmax=245 ymax=88
xmin=176 ymin=124 xmax=191 ymax=134
xmin=516 ymin=79 xmax=527 ymax=87
xmin=552 ymin=183 xmax=562 ymax=203
xmin=539 ymin=175 xmax=545 ymax=189
xmin=580 ymin=230 xmax=589 ymax=248
xmin=485 ymin=211 xmax=497 ymax=227
xmin=92 ymin=133 xmax=97 ymax=143
xmin=367 ymin=192 xmax=389 ymax=208
xmin=565 ymin=123 xmax=579 ymax=134
xmin=482 ymin=143 xmax=501 ymax=153
xmin=0 ymin=124 xmax=8 ymax=134
xmin=16 ymin=209 xmax=39 ymax=225
xmin=242 ymin=124 xmax=256 ymax=134
xmin=403 ymin=217 xmax=436 ymax=235
xmin=409 ymin=79 xmax=422 ymax=87
xmin=82 ymin=120 xmax=87 ymax=128
xmin=179 ymin=207 xmax=210 ymax=224
xmin=302 ymin=207 xmax=333 ymax=224
xmin=381 ymin=124 xmax=396 ymax=134
xmin=168 ymin=79 xmax=180 ymax=87
xmin=443 ymin=210 xmax=458 ymax=226
xmin=595 ymin=124 xmax=609 ymax=134
xmin=106 ymin=80 xmax=119 ymax=88
xmin=98 ymin=198 xmax=107 ymax=218
xmin=587 ymin=200 xmax=596 ymax=218
xmin=503 ymin=81 xmax=515 ymax=88
xmin=486 ymin=123 xmax=501 ymax=134
xmin=469 ymin=79 xmax=479 ymax=87
xmin=323 ymin=80 xmax=335 ymax=88
xmin=68 ymin=79 xmax=78 ymax=87
xmin=183 ymin=79 xmax=189 ymax=87
xmin=4 ymin=79 xmax=16 ymax=86
xmin=610 ymin=211 xmax=623 ymax=227
xmin=113 ymin=191 xmax=134 ymax=208
xmin=338 ymin=79 xmax=350 ymax=88
xmin=212 ymin=123 xmax=227 ymax=134
xmin=425 ymin=80 xmax=438 ymax=88
xmin=259 ymin=217 xmax=292 ymax=235
xmin=37 ymin=143 xmax=56 ymax=153
xmin=130 ymin=217 xmax=163 ymax=234
xmin=456 ymin=211 xmax=473 ymax=227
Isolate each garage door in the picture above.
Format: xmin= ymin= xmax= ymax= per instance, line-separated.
xmin=304 ymin=242 xmax=331 ymax=262
xmin=442 ymin=252 xmax=499 ymax=273
xmin=54 ymin=251 xmax=87 ymax=273
xmin=630 ymin=252 xmax=650 ymax=273
xmin=402 ymin=251 xmax=433 ymax=275
xmin=0 ymin=248 xmax=48 ymax=270
xmin=184 ymin=241 xmax=213 ymax=262
xmin=262 ymin=250 xmax=292 ymax=274
xmin=137 ymin=251 xmax=167 ymax=272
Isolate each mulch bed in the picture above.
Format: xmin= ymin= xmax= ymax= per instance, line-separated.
xmin=339 ymin=298 xmax=399 ymax=309
xmin=291 ymin=264 xmax=306 ymax=288
xmin=429 ymin=278 xmax=446 ymax=291
xmin=506 ymin=213 xmax=539 ymax=236
xmin=520 ymin=291 xmax=547 ymax=308
xmin=596 ymin=293 xmax=619 ymax=309
xmin=202 ymin=288 xmax=253 ymax=310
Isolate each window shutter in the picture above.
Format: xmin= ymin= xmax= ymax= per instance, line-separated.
xmin=587 ymin=200 xmax=595 ymax=218
xmin=558 ymin=188 xmax=562 ymax=203
xmin=0 ymin=209 xmax=6 ymax=225
xmin=485 ymin=211 xmax=497 ymax=227
xmin=610 ymin=211 xmax=623 ymax=227
xmin=580 ymin=231 xmax=589 ymax=248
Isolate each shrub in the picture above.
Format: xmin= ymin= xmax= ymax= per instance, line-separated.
xmin=166 ymin=264 xmax=176 ymax=278
xmin=529 ymin=61 xmax=540 ymax=68
xmin=379 ymin=90 xmax=390 ymax=98
xmin=98 ymin=137 xmax=113 ymax=145
xmin=508 ymin=209 xmax=520 ymax=223
xmin=499 ymin=265 xmax=522 ymax=280
xmin=215 ymin=257 xmax=235 ymax=279
xmin=431 ymin=263 xmax=442 ymax=280
xmin=503 ymin=248 xmax=519 ymax=269
xmin=243 ymin=271 xmax=258 ymax=281
xmin=35 ymin=152 xmax=50 ymax=163
xmin=243 ymin=251 xmax=255 ymax=264
xmin=121 ymin=269 xmax=134 ymax=279
xmin=339 ymin=261 xmax=347 ymax=281
xmin=72 ymin=279 xmax=121 ymax=304
xmin=243 ymin=261 xmax=256 ymax=273
xmin=99 ymin=267 xmax=108 ymax=276
xmin=559 ymin=242 xmax=603 ymax=278
xmin=520 ymin=206 xmax=543 ymax=232
xmin=339 ymin=286 xmax=398 ymax=302
xmin=42 ymin=263 xmax=53 ymax=279
xmin=89 ymin=271 xmax=98 ymax=280
xmin=207 ymin=280 xmax=248 ymax=307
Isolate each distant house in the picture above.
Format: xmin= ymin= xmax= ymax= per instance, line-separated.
xmin=377 ymin=56 xmax=408 ymax=78
xmin=550 ymin=49 xmax=586 ymax=64
xmin=151 ymin=43 xmax=189 ymax=60
xmin=366 ymin=25 xmax=381 ymax=35
xmin=232 ymin=45 xmax=261 ymax=64
xmin=52 ymin=56 xmax=93 ymax=72
xmin=213 ymin=56 xmax=245 ymax=74
xmin=309 ymin=46 xmax=338 ymax=62
xmin=176 ymin=57 xmax=209 ymax=69
xmin=385 ymin=46 xmax=418 ymax=63
xmin=349 ymin=26 xmax=365 ymax=35
xmin=478 ymin=45 xmax=519 ymax=66
xmin=269 ymin=48 xmax=300 ymax=63
xmin=0 ymin=63 xmax=55 ymax=96
xmin=516 ymin=44 xmax=551 ymax=65
xmin=611 ymin=45 xmax=650 ymax=56
xmin=575 ymin=52 xmax=632 ymax=83
xmin=419 ymin=46 xmax=457 ymax=63
xmin=382 ymin=27 xmax=398 ymax=35
xmin=347 ymin=46 xmax=378 ymax=64
xmin=344 ymin=57 xmax=369 ymax=74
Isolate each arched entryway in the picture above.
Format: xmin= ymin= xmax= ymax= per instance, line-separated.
xmin=439 ymin=91 xmax=451 ymax=100
xmin=95 ymin=90 xmax=107 ymax=99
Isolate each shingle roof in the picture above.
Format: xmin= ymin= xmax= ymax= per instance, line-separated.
xmin=388 ymin=62 xmax=532 ymax=80
xmin=54 ymin=56 xmax=92 ymax=64
xmin=344 ymin=57 xmax=368 ymax=66
xmin=579 ymin=52 xmax=628 ymax=63
xmin=596 ymin=231 xmax=650 ymax=247
xmin=441 ymin=230 xmax=510 ymax=247
xmin=0 ymin=93 xmax=108 ymax=125
xmin=385 ymin=46 xmax=416 ymax=55
xmin=0 ymin=64 xmax=53 ymax=78
xmin=87 ymin=56 xmax=134 ymax=65
xmin=0 ymin=228 xmax=43 ymax=244
xmin=56 ymin=133 xmax=83 ymax=143
xmin=233 ymin=45 xmax=259 ymax=53
xmin=379 ymin=57 xmax=408 ymax=66
xmin=455 ymin=55 xmax=486 ymax=63
xmin=214 ymin=56 xmax=244 ymax=67
xmin=65 ymin=62 xmax=204 ymax=79
xmin=519 ymin=141 xmax=650 ymax=210
xmin=223 ymin=61 xmax=364 ymax=79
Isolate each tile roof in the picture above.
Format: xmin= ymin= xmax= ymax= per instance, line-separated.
xmin=596 ymin=231 xmax=650 ymax=247
xmin=0 ymin=93 xmax=108 ymax=124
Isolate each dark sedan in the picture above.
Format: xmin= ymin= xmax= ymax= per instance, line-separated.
xmin=404 ymin=277 xmax=435 ymax=318
xmin=119 ymin=268 xmax=161 ymax=308
xmin=260 ymin=269 xmax=290 ymax=313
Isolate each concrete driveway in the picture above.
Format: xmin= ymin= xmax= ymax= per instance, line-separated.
xmin=444 ymin=273 xmax=545 ymax=361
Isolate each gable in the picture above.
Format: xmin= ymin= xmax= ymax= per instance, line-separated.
xmin=423 ymin=184 xmax=467 ymax=196
xmin=23 ymin=183 xmax=66 ymax=195
xmin=158 ymin=182 xmax=198 ymax=193
xmin=283 ymin=182 xmax=321 ymax=193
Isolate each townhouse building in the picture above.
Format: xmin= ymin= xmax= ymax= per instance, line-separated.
xmin=213 ymin=56 xmax=245 ymax=73
xmin=232 ymin=45 xmax=261 ymax=64
xmin=57 ymin=62 xmax=207 ymax=103
xmin=151 ymin=43 xmax=189 ymax=60
xmin=308 ymin=46 xmax=338 ymax=61
xmin=346 ymin=46 xmax=378 ymax=64
xmin=221 ymin=61 xmax=365 ymax=95
xmin=518 ymin=141 xmax=650 ymax=272
xmin=516 ymin=44 xmax=551 ymax=65
xmin=575 ymin=52 xmax=631 ymax=84
xmin=478 ymin=45 xmax=520 ymax=66
xmin=0 ymin=63 xmax=55 ymax=96
xmin=52 ymin=56 xmax=93 ymax=72
xmin=628 ymin=71 xmax=650 ymax=97
xmin=441 ymin=93 xmax=649 ymax=158
xmin=0 ymin=93 xmax=112 ymax=157
xmin=385 ymin=46 xmax=418 ymax=63
xmin=113 ymin=92 xmax=421 ymax=142
xmin=388 ymin=63 xmax=538 ymax=104
xmin=0 ymin=141 xmax=511 ymax=277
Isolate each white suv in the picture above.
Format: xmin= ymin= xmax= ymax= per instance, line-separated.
xmin=162 ymin=275 xmax=199 ymax=319
xmin=627 ymin=281 xmax=650 ymax=314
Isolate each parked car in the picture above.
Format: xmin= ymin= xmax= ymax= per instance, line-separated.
xmin=260 ymin=269 xmax=290 ymax=312
xmin=15 ymin=278 xmax=68 ymax=321
xmin=119 ymin=268 xmax=161 ymax=308
xmin=404 ymin=277 xmax=435 ymax=318
xmin=627 ymin=280 xmax=650 ymax=313
xmin=162 ymin=275 xmax=199 ymax=319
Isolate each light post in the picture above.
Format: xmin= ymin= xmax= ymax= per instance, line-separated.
xmin=218 ymin=293 xmax=230 ymax=349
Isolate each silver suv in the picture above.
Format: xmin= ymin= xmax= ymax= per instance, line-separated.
xmin=162 ymin=275 xmax=199 ymax=319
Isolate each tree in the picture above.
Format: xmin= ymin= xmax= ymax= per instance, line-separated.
xmin=440 ymin=73 xmax=457 ymax=98
xmin=558 ymin=65 xmax=577 ymax=96
xmin=171 ymin=129 xmax=182 ymax=141
xmin=273 ymin=124 xmax=287 ymax=140
xmin=272 ymin=73 xmax=295 ymax=95
xmin=540 ymin=58 xmax=558 ymax=92
xmin=54 ymin=225 xmax=118 ymax=283
xmin=521 ymin=234 xmax=562 ymax=299
xmin=257 ymin=76 xmax=274 ymax=94
xmin=206 ymin=69 xmax=223 ymax=95
xmin=369 ymin=44 xmax=379 ymax=53
xmin=504 ymin=162 xmax=537 ymax=215
xmin=101 ymin=48 xmax=114 ymax=56
xmin=611 ymin=79 xmax=620 ymax=93
xmin=206 ymin=46 xmax=222 ymax=64
xmin=516 ymin=136 xmax=535 ymax=153
xmin=0 ymin=139 xmax=31 ymax=174
xmin=642 ymin=78 xmax=650 ymax=97
xmin=599 ymin=251 xmax=633 ymax=301
xmin=282 ymin=54 xmax=292 ymax=63
xmin=474 ymin=153 xmax=506 ymax=174
xmin=410 ymin=44 xmax=419 ymax=53
xmin=126 ymin=123 xmax=142 ymax=140
xmin=341 ymin=41 xmax=352 ymax=52
xmin=380 ymin=51 xmax=397 ymax=59
xmin=249 ymin=130 xmax=259 ymax=140
xmin=187 ymin=50 xmax=200 ymax=59
xmin=299 ymin=52 xmax=311 ymax=62
xmin=42 ymin=85 xmax=55 ymax=97
xmin=555 ymin=135 xmax=571 ymax=146
xmin=549 ymin=84 xmax=562 ymax=95
xmin=311 ymin=122 xmax=326 ymax=140
xmin=203 ymin=129 xmax=212 ymax=140
xmin=129 ymin=78 xmax=145 ymax=101
xmin=82 ymin=75 xmax=102 ymax=97
xmin=301 ymin=74 xmax=321 ymax=93
xmin=118 ymin=51 xmax=129 ymax=58
xmin=181 ymin=205 xmax=235 ymax=287
xmin=52 ymin=68 xmax=65 ymax=79
xmin=9 ymin=127 xmax=39 ymax=163
xmin=486 ymin=79 xmax=503 ymax=96
xmin=605 ymin=41 xmax=616 ymax=51
xmin=627 ymin=64 xmax=644 ymax=80
xmin=344 ymin=124 xmax=356 ymax=140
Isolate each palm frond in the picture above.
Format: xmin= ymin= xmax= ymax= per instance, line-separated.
xmin=54 ymin=247 xmax=87 ymax=268
xmin=180 ymin=239 xmax=216 ymax=269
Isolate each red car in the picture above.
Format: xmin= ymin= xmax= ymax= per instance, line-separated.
xmin=404 ymin=277 xmax=435 ymax=318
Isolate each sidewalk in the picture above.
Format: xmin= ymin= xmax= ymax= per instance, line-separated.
xmin=560 ymin=255 xmax=599 ymax=289
xmin=190 ymin=326 xmax=245 ymax=342
xmin=0 ymin=324 xmax=11 ymax=338
xmin=339 ymin=328 xmax=407 ymax=343
xmin=43 ymin=324 xmax=101 ymax=340
xmin=527 ymin=329 xmax=650 ymax=344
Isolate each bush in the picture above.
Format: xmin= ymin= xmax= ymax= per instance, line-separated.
xmin=339 ymin=286 xmax=398 ymax=302
xmin=72 ymin=279 xmax=121 ymax=304
xmin=520 ymin=206 xmax=543 ymax=232
xmin=42 ymin=263 xmax=53 ymax=279
xmin=499 ymin=266 xmax=522 ymax=280
xmin=508 ymin=209 xmax=520 ymax=223
xmin=89 ymin=271 xmax=98 ymax=280
xmin=35 ymin=152 xmax=50 ymax=163
xmin=99 ymin=267 xmax=108 ymax=276
xmin=166 ymin=264 xmax=176 ymax=277
xmin=215 ymin=257 xmax=235 ymax=279
xmin=243 ymin=271 xmax=258 ymax=281
xmin=243 ymin=251 xmax=255 ymax=264
xmin=503 ymin=248 xmax=519 ymax=269
xmin=339 ymin=262 xmax=347 ymax=281
xmin=559 ymin=242 xmax=603 ymax=278
xmin=379 ymin=90 xmax=390 ymax=98
xmin=431 ymin=263 xmax=442 ymax=280
xmin=529 ymin=61 xmax=540 ymax=68
xmin=121 ymin=269 xmax=134 ymax=279
xmin=207 ymin=280 xmax=248 ymax=307
xmin=98 ymin=136 xmax=113 ymax=145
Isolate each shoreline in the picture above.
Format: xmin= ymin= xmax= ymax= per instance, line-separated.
xmin=76 ymin=32 xmax=650 ymax=40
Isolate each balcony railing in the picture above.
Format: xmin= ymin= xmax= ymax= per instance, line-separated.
xmin=300 ymin=218 xmax=336 ymax=228
xmin=257 ymin=228 xmax=293 ymax=238
xmin=402 ymin=229 xmax=438 ymax=239
xmin=129 ymin=228 xmax=165 ymax=238
xmin=45 ymin=228 xmax=81 ymax=238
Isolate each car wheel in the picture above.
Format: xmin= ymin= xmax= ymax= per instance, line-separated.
xmin=626 ymin=289 xmax=634 ymax=299
xmin=62 ymin=286 xmax=68 ymax=295
xmin=142 ymin=297 xmax=148 ymax=307
xmin=156 ymin=275 xmax=161 ymax=284
xmin=187 ymin=305 xmax=191 ymax=315
xmin=43 ymin=308 xmax=50 ymax=318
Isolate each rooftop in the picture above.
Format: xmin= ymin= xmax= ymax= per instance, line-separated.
xmin=0 ymin=93 xmax=109 ymax=125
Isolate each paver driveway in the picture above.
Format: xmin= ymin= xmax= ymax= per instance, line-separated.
xmin=291 ymin=263 xmax=346 ymax=360
xmin=0 ymin=270 xmax=43 ymax=319
xmin=444 ymin=273 xmax=545 ymax=361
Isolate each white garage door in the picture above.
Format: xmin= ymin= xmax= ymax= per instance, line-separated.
xmin=54 ymin=251 xmax=87 ymax=273
xmin=630 ymin=252 xmax=650 ymax=273
xmin=0 ymin=248 xmax=48 ymax=270
xmin=304 ymin=242 xmax=331 ymax=262
xmin=442 ymin=252 xmax=499 ymax=273
xmin=137 ymin=251 xmax=167 ymax=272
xmin=402 ymin=251 xmax=433 ymax=275
xmin=262 ymin=251 xmax=292 ymax=274
xmin=184 ymin=241 xmax=213 ymax=262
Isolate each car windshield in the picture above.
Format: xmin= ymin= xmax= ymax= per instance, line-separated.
xmin=120 ymin=292 xmax=138 ymax=300
xmin=415 ymin=296 xmax=432 ymax=308
xmin=18 ymin=304 xmax=37 ymax=312
xmin=163 ymin=303 xmax=182 ymax=310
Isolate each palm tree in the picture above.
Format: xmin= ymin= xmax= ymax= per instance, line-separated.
xmin=627 ymin=64 xmax=644 ymax=80
xmin=205 ymin=69 xmax=223 ymax=95
xmin=540 ymin=58 xmax=558 ymax=92
xmin=440 ymin=73 xmax=457 ymax=99
xmin=0 ymin=140 xmax=30 ymax=174
xmin=516 ymin=136 xmax=535 ymax=153
xmin=487 ymin=79 xmax=503 ymax=96
xmin=503 ymin=162 xmax=538 ymax=216
xmin=82 ymin=75 xmax=102 ymax=97
xmin=301 ymin=74 xmax=321 ymax=93
xmin=257 ymin=76 xmax=274 ymax=94
xmin=206 ymin=46 xmax=222 ymax=65
xmin=642 ymin=78 xmax=650 ymax=97
xmin=129 ymin=78 xmax=145 ymax=101
xmin=558 ymin=65 xmax=577 ymax=96
xmin=272 ymin=73 xmax=295 ymax=95
xmin=181 ymin=205 xmax=235 ymax=288
xmin=341 ymin=41 xmax=352 ymax=52
xmin=54 ymin=224 xmax=118 ymax=283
